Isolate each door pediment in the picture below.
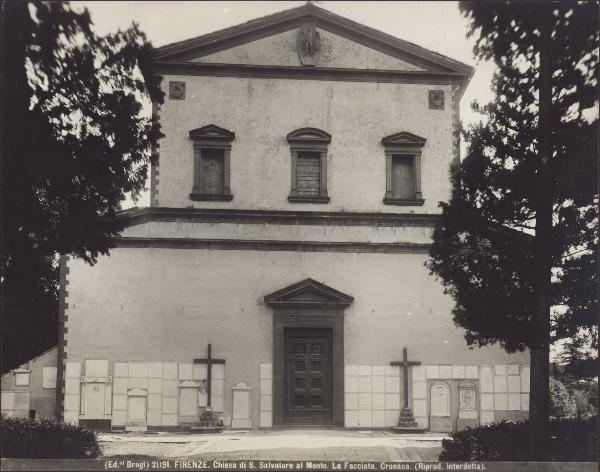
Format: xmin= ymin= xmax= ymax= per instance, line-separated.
xmin=264 ymin=278 xmax=353 ymax=308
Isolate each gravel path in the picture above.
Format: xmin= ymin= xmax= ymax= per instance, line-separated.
xmin=99 ymin=430 xmax=443 ymax=461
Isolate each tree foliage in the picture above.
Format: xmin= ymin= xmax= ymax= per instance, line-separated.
xmin=549 ymin=377 xmax=577 ymax=419
xmin=1 ymin=1 xmax=164 ymax=372
xmin=427 ymin=2 xmax=598 ymax=368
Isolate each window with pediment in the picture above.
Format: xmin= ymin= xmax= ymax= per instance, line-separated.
xmin=381 ymin=131 xmax=426 ymax=205
xmin=189 ymin=124 xmax=235 ymax=201
xmin=287 ymin=128 xmax=331 ymax=203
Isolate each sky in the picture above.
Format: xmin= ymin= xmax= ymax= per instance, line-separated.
xmin=73 ymin=0 xmax=496 ymax=206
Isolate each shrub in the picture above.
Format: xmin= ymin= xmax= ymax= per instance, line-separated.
xmin=550 ymin=377 xmax=577 ymax=419
xmin=0 ymin=414 xmax=101 ymax=458
xmin=440 ymin=417 xmax=598 ymax=461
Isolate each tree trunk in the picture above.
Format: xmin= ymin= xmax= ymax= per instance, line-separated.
xmin=529 ymin=4 xmax=553 ymax=460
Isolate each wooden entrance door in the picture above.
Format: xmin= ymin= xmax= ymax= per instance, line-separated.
xmin=284 ymin=328 xmax=333 ymax=425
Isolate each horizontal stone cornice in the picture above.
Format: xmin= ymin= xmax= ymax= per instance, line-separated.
xmin=153 ymin=62 xmax=466 ymax=85
xmin=118 ymin=207 xmax=440 ymax=228
xmin=114 ymin=237 xmax=431 ymax=254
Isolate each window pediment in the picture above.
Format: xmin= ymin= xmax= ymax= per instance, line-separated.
xmin=287 ymin=128 xmax=331 ymax=145
xmin=264 ymin=278 xmax=353 ymax=308
xmin=381 ymin=131 xmax=426 ymax=148
xmin=189 ymin=124 xmax=235 ymax=142
xmin=382 ymin=131 xmax=426 ymax=206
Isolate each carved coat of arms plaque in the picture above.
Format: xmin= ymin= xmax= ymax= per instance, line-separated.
xmin=297 ymin=24 xmax=321 ymax=66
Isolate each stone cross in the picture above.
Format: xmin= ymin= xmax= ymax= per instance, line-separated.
xmin=391 ymin=347 xmax=421 ymax=409
xmin=193 ymin=344 xmax=225 ymax=407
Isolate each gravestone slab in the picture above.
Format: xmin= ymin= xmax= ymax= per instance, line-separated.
xmin=452 ymin=366 xmax=465 ymax=379
xmin=114 ymin=363 xmax=128 ymax=378
xmin=260 ymin=394 xmax=272 ymax=411
xmin=43 ymin=367 xmax=57 ymax=388
xmin=521 ymin=367 xmax=530 ymax=393
xmin=178 ymin=363 xmax=193 ymax=380
xmin=439 ymin=366 xmax=452 ymax=378
xmin=162 ymin=397 xmax=177 ymax=414
xmin=64 ymin=394 xmax=79 ymax=411
xmin=260 ymin=363 xmax=272 ymax=380
xmin=162 ymin=380 xmax=178 ymax=397
xmin=481 ymin=393 xmax=494 ymax=410
xmin=507 ymin=376 xmax=521 ymax=393
xmin=345 ymin=393 xmax=358 ymax=410
xmin=480 ymin=366 xmax=493 ymax=392
xmin=148 ymin=394 xmax=161 ymax=410
xmin=15 ymin=373 xmax=29 ymax=386
xmin=508 ymin=394 xmax=521 ymax=410
xmin=178 ymin=387 xmax=198 ymax=416
xmin=465 ymin=366 xmax=479 ymax=379
xmin=147 ymin=410 xmax=162 ymax=426
xmin=412 ymin=365 xmax=425 ymax=380
xmin=163 ymin=363 xmax=177 ymax=380
xmin=193 ymin=364 xmax=207 ymax=380
xmin=128 ymin=363 xmax=148 ymax=378
xmin=85 ymin=360 xmax=108 ymax=377
xmin=148 ymin=363 xmax=162 ymax=378
xmin=231 ymin=382 xmax=251 ymax=429
xmin=112 ymin=410 xmax=127 ymax=426
xmin=148 ymin=378 xmax=162 ymax=394
xmin=65 ymin=378 xmax=80 ymax=394
xmin=372 ymin=376 xmax=385 ymax=393
xmin=413 ymin=399 xmax=426 ymax=417
xmin=113 ymin=395 xmax=127 ymax=411
xmin=358 ymin=410 xmax=372 ymax=427
xmin=358 ymin=376 xmax=372 ymax=393
xmin=385 ymin=393 xmax=400 ymax=410
xmin=412 ymin=379 xmax=426 ymax=399
xmin=128 ymin=378 xmax=147 ymax=390
xmin=162 ymin=414 xmax=177 ymax=426
xmin=260 ymin=411 xmax=272 ymax=428
xmin=494 ymin=376 xmax=507 ymax=393
xmin=372 ymin=393 xmax=385 ymax=410
xmin=212 ymin=364 xmax=225 ymax=380
xmin=481 ymin=411 xmax=494 ymax=425
xmin=65 ymin=362 xmax=81 ymax=379
xmin=494 ymin=393 xmax=508 ymax=410
xmin=346 ymin=376 xmax=358 ymax=393
xmin=372 ymin=410 xmax=385 ymax=427
xmin=358 ymin=393 xmax=371 ymax=410
xmin=113 ymin=377 xmax=127 ymax=394
xmin=521 ymin=394 xmax=529 ymax=411
xmin=426 ymin=366 xmax=440 ymax=379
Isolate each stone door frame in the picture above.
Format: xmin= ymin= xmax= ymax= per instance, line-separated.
xmin=272 ymin=309 xmax=345 ymax=427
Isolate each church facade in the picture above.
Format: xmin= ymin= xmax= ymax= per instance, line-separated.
xmin=55 ymin=4 xmax=530 ymax=432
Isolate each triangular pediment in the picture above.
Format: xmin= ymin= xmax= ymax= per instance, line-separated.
xmin=155 ymin=4 xmax=472 ymax=78
xmin=189 ymin=124 xmax=235 ymax=141
xmin=381 ymin=131 xmax=427 ymax=147
xmin=264 ymin=278 xmax=354 ymax=308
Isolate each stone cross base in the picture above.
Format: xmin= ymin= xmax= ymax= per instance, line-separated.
xmin=390 ymin=407 xmax=426 ymax=434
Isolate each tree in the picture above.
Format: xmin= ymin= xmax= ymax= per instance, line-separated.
xmin=549 ymin=377 xmax=577 ymax=419
xmin=1 ymin=1 xmax=164 ymax=372
xmin=426 ymin=1 xmax=598 ymax=458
